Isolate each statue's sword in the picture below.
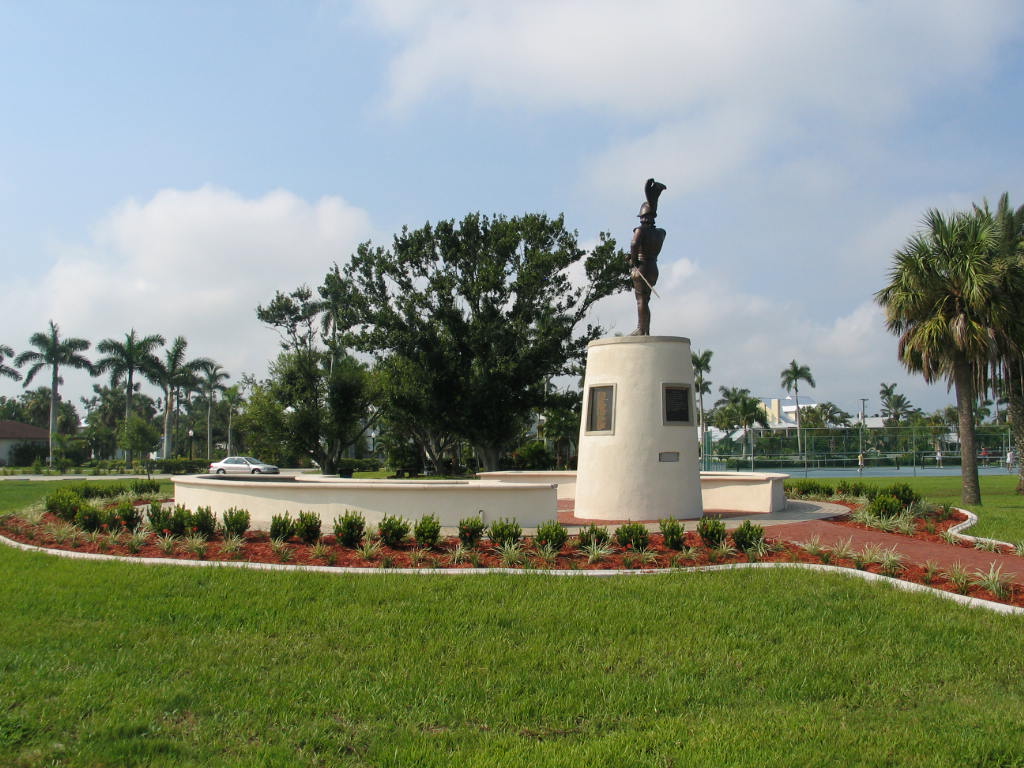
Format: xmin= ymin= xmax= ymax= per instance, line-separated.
xmin=632 ymin=267 xmax=661 ymax=298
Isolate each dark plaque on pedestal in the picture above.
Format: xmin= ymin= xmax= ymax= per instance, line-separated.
xmin=587 ymin=385 xmax=614 ymax=433
xmin=664 ymin=385 xmax=691 ymax=424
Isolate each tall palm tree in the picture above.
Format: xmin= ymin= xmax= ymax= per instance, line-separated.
xmin=94 ymin=330 xmax=165 ymax=465
xmin=223 ymin=385 xmax=243 ymax=456
xmin=199 ymin=362 xmax=230 ymax=459
xmin=975 ymin=193 xmax=1024 ymax=492
xmin=14 ymin=321 xmax=93 ymax=465
xmin=691 ymin=349 xmax=713 ymax=457
xmin=0 ymin=344 xmax=21 ymax=381
xmin=876 ymin=208 xmax=1003 ymax=504
xmin=153 ymin=337 xmax=212 ymax=459
xmin=780 ymin=359 xmax=815 ymax=456
xmin=880 ymin=392 xmax=915 ymax=426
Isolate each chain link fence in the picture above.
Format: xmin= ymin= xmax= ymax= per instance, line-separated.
xmin=701 ymin=425 xmax=1014 ymax=476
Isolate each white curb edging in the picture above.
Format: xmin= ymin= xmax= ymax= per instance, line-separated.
xmin=2 ymin=533 xmax=1021 ymax=615
xmin=948 ymin=507 xmax=1018 ymax=551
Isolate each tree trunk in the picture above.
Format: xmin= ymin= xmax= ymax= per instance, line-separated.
xmin=162 ymin=389 xmax=174 ymax=459
xmin=476 ymin=444 xmax=503 ymax=472
xmin=48 ymin=367 xmax=58 ymax=467
xmin=124 ymin=371 xmax=134 ymax=467
xmin=207 ymin=399 xmax=213 ymax=459
xmin=953 ymin=359 xmax=981 ymax=505
xmin=794 ymin=388 xmax=802 ymax=455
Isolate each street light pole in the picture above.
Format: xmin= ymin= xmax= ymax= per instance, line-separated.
xmin=859 ymin=398 xmax=868 ymax=472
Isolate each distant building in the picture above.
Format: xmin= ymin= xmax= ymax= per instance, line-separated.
xmin=757 ymin=395 xmax=819 ymax=429
xmin=0 ymin=420 xmax=49 ymax=465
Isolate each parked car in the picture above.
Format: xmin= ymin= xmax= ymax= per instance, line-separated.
xmin=209 ymin=456 xmax=280 ymax=475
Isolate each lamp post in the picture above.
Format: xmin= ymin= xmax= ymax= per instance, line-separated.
xmin=859 ymin=398 xmax=868 ymax=472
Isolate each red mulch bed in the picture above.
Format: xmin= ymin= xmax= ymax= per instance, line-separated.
xmin=2 ymin=509 xmax=1022 ymax=609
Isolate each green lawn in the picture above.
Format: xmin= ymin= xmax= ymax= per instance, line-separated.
xmin=2 ymin=479 xmax=1024 ymax=766
xmin=1 ymin=547 xmax=1022 ymax=767
xmin=818 ymin=474 xmax=1024 ymax=542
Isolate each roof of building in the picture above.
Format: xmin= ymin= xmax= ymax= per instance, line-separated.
xmin=0 ymin=421 xmax=50 ymax=440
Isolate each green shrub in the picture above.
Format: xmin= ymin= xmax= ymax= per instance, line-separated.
xmin=270 ymin=512 xmax=296 ymax=541
xmin=615 ymin=522 xmax=649 ymax=550
xmin=74 ymin=504 xmax=103 ymax=532
xmin=168 ymin=505 xmax=193 ymax=537
xmin=697 ymin=516 xmax=727 ymax=548
xmin=458 ymin=515 xmax=486 ymax=547
xmin=784 ymin=479 xmax=835 ymax=498
xmin=191 ymin=506 xmax=217 ymax=539
xmin=533 ymin=520 xmax=568 ymax=550
xmin=659 ymin=518 xmax=685 ymax=550
xmin=731 ymin=520 xmax=765 ymax=551
xmin=294 ymin=511 xmax=322 ymax=544
xmin=221 ymin=507 xmax=250 ymax=538
xmin=109 ymin=500 xmax=143 ymax=531
xmin=487 ymin=518 xmax=522 ymax=547
xmin=147 ymin=501 xmax=170 ymax=533
xmin=577 ymin=524 xmax=610 ymax=547
xmin=879 ymin=482 xmax=920 ymax=507
xmin=130 ymin=478 xmax=161 ymax=496
xmin=45 ymin=488 xmax=85 ymax=522
xmin=413 ymin=514 xmax=442 ymax=548
xmin=333 ymin=510 xmax=366 ymax=548
xmin=378 ymin=515 xmax=411 ymax=547
xmin=867 ymin=494 xmax=903 ymax=520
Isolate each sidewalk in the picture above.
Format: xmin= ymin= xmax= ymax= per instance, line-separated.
xmin=768 ymin=518 xmax=1024 ymax=586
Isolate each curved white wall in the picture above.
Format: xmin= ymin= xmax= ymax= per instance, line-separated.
xmin=174 ymin=476 xmax=558 ymax=532
xmin=574 ymin=336 xmax=703 ymax=520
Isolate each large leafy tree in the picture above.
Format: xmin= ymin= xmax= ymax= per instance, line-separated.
xmin=0 ymin=344 xmax=21 ymax=382
xmin=876 ymin=208 xmax=1003 ymax=504
xmin=80 ymin=383 xmax=157 ymax=460
xmin=94 ymin=330 xmax=165 ymax=464
xmin=153 ymin=337 xmax=212 ymax=459
xmin=691 ymin=349 xmax=713 ymax=456
xmin=329 ymin=212 xmax=626 ymax=470
xmin=14 ymin=321 xmax=93 ymax=465
xmin=780 ymin=359 xmax=815 ymax=456
xmin=257 ymin=286 xmax=377 ymax=473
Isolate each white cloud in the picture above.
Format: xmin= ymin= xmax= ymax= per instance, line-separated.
xmin=0 ymin=186 xmax=372 ymax=405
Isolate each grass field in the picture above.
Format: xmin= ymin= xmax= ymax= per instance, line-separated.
xmin=816 ymin=474 xmax=1024 ymax=542
xmin=1 ymin=479 xmax=1024 ymax=765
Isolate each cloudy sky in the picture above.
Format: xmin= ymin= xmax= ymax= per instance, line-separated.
xmin=1 ymin=1 xmax=1022 ymax=419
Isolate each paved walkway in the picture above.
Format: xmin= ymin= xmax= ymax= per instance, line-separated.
xmin=768 ymin=518 xmax=1024 ymax=586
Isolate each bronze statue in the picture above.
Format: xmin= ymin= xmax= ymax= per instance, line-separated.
xmin=628 ymin=178 xmax=666 ymax=335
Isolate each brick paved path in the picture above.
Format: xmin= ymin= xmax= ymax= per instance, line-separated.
xmin=769 ymin=519 xmax=1024 ymax=587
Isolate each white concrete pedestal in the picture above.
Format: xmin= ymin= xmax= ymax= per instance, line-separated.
xmin=574 ymin=336 xmax=703 ymax=520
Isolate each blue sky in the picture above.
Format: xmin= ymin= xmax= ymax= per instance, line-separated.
xmin=2 ymin=1 xmax=1023 ymax=420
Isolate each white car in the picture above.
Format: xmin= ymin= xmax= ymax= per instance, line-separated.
xmin=209 ymin=456 xmax=280 ymax=475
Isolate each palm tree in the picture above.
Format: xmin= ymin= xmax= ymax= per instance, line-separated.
xmin=223 ymin=385 xmax=244 ymax=455
xmin=880 ymin=392 xmax=915 ymax=426
xmin=14 ymin=321 xmax=93 ymax=465
xmin=875 ymin=208 xmax=1003 ymax=504
xmin=817 ymin=401 xmax=851 ymax=427
xmin=94 ymin=330 xmax=165 ymax=465
xmin=0 ymin=344 xmax=21 ymax=381
xmin=691 ymin=349 xmax=713 ymax=458
xmin=199 ymin=362 xmax=230 ymax=459
xmin=714 ymin=386 xmax=769 ymax=456
xmin=975 ymin=193 xmax=1024 ymax=492
xmin=153 ymin=337 xmax=212 ymax=459
xmin=780 ymin=360 xmax=815 ymax=456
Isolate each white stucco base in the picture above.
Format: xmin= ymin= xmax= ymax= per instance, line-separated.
xmin=478 ymin=470 xmax=788 ymax=514
xmin=173 ymin=475 xmax=557 ymax=532
xmin=574 ymin=336 xmax=703 ymax=520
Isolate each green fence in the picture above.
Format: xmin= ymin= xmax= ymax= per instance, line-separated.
xmin=702 ymin=425 xmax=1012 ymax=473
